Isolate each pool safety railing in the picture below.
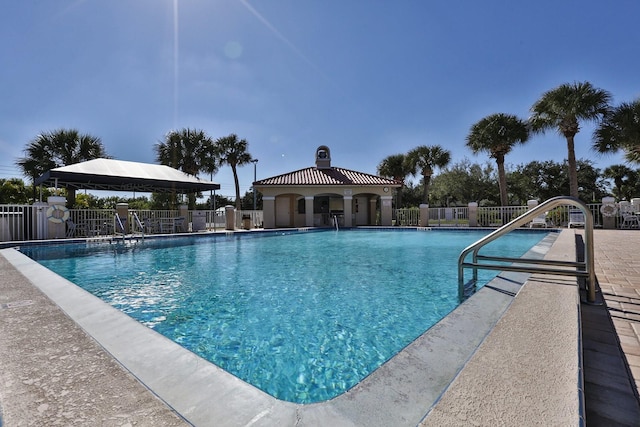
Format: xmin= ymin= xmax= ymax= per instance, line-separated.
xmin=458 ymin=196 xmax=596 ymax=303
xmin=333 ymin=214 xmax=339 ymax=231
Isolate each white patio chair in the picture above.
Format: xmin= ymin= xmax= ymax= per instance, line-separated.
xmin=619 ymin=201 xmax=640 ymax=229
xmin=568 ymin=209 xmax=585 ymax=228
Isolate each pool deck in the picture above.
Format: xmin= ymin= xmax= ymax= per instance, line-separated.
xmin=0 ymin=229 xmax=639 ymax=426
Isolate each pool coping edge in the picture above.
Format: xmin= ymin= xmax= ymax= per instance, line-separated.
xmin=0 ymin=229 xmax=561 ymax=427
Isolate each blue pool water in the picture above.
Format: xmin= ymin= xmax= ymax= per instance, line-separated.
xmin=21 ymin=229 xmax=550 ymax=403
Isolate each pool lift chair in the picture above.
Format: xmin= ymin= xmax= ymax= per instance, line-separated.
xmin=65 ymin=219 xmax=78 ymax=238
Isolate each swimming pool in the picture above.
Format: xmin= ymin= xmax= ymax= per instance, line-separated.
xmin=21 ymin=228 xmax=551 ymax=403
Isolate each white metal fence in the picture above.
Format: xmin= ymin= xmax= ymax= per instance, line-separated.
xmin=394 ymin=203 xmax=610 ymax=228
xmin=0 ymin=205 xmax=265 ymax=243
xmin=0 ymin=202 xmax=636 ymax=244
xmin=0 ymin=204 xmax=37 ymax=241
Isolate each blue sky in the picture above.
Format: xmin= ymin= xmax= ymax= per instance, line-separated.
xmin=1 ymin=0 xmax=638 ymax=199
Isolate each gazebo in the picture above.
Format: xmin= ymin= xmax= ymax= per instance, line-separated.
xmin=33 ymin=158 xmax=221 ymax=238
xmin=254 ymin=146 xmax=400 ymax=228
xmin=34 ymin=158 xmax=221 ymax=194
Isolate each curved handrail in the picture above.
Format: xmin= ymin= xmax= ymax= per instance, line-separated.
xmin=132 ymin=212 xmax=146 ymax=240
xmin=458 ymin=196 xmax=595 ymax=302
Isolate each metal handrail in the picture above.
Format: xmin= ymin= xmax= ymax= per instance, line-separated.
xmin=458 ymin=196 xmax=595 ymax=303
xmin=132 ymin=212 xmax=145 ymax=240
xmin=114 ymin=213 xmax=126 ymax=241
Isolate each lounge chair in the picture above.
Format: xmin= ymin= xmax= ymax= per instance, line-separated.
xmin=529 ymin=213 xmax=548 ymax=228
xmin=568 ymin=209 xmax=585 ymax=228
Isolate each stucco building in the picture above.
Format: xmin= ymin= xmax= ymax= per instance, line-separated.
xmin=254 ymin=146 xmax=401 ymax=228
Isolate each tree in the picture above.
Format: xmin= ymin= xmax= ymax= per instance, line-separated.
xmin=593 ymin=99 xmax=640 ymax=163
xmin=377 ymin=154 xmax=410 ymax=208
xmin=405 ymin=145 xmax=451 ymax=205
xmin=509 ymin=160 xmax=566 ymax=203
xmin=0 ymin=178 xmax=29 ymax=204
xmin=602 ymin=165 xmax=638 ymax=200
xmin=466 ymin=113 xmax=529 ymax=206
xmin=240 ymin=190 xmax=263 ymax=210
xmin=430 ymin=159 xmax=497 ymax=206
xmin=16 ymin=129 xmax=109 ymax=207
xmin=213 ymin=134 xmax=253 ymax=210
xmin=529 ymin=81 xmax=611 ymax=198
xmin=508 ymin=159 xmax=607 ymax=203
xmin=155 ymin=128 xmax=215 ymax=209
xmin=200 ymin=193 xmax=234 ymax=211
xmin=397 ymin=181 xmax=424 ymax=208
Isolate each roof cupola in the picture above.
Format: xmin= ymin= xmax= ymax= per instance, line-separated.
xmin=315 ymin=145 xmax=331 ymax=169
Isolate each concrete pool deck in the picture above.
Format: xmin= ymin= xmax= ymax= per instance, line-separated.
xmin=0 ymin=229 xmax=638 ymax=425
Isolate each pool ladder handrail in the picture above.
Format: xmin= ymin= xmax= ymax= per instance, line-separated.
xmin=131 ymin=212 xmax=145 ymax=240
xmin=457 ymin=196 xmax=595 ymax=303
xmin=114 ymin=214 xmax=126 ymax=241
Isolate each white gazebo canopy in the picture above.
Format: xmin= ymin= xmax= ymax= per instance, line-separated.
xmin=35 ymin=158 xmax=220 ymax=194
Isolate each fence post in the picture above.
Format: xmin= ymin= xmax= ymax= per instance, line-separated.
xmin=33 ymin=202 xmax=48 ymax=239
xmin=46 ymin=196 xmax=67 ymax=239
xmin=116 ymin=203 xmax=129 ymax=234
xmin=225 ymin=205 xmax=235 ymax=230
xmin=602 ymin=196 xmax=616 ymax=229
xmin=419 ymin=204 xmax=429 ymax=227
xmin=468 ymin=202 xmax=478 ymax=227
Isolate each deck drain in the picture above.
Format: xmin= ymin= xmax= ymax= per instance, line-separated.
xmin=0 ymin=300 xmax=34 ymax=310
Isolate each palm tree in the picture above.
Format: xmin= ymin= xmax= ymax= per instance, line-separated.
xmin=155 ymin=128 xmax=215 ymax=209
xmin=405 ymin=145 xmax=451 ymax=205
xmin=466 ymin=113 xmax=529 ymax=207
xmin=213 ymin=134 xmax=253 ymax=210
xmin=530 ymin=81 xmax=611 ymax=198
xmin=593 ymin=99 xmax=640 ymax=163
xmin=16 ymin=129 xmax=109 ymax=207
xmin=377 ymin=154 xmax=409 ymax=208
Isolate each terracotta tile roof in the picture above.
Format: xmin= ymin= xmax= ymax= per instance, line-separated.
xmin=254 ymin=167 xmax=400 ymax=187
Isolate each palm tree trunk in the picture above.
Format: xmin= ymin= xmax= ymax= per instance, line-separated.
xmin=422 ymin=174 xmax=431 ymax=204
xmin=496 ymin=158 xmax=509 ymax=224
xmin=66 ymin=187 xmax=76 ymax=208
xmin=497 ymin=157 xmax=508 ymax=207
xmin=396 ymin=184 xmax=403 ymax=209
xmin=565 ymin=134 xmax=579 ymax=198
xmin=232 ymin=165 xmax=241 ymax=210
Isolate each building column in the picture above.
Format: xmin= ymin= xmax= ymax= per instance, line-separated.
xmin=263 ymin=196 xmax=275 ymax=229
xmin=305 ymin=196 xmax=314 ymax=227
xmin=380 ymin=196 xmax=393 ymax=226
xmin=343 ymin=195 xmax=353 ymax=227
